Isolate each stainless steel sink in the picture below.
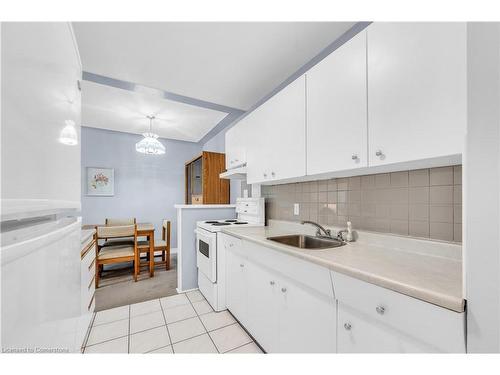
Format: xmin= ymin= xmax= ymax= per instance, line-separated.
xmin=267 ymin=234 xmax=345 ymax=250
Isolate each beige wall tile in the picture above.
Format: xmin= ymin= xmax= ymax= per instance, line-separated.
xmin=409 ymin=169 xmax=429 ymax=187
xmin=429 ymin=205 xmax=454 ymax=223
xmin=327 ymin=191 xmax=337 ymax=203
xmin=337 ymin=191 xmax=347 ymax=203
xmin=409 ymin=187 xmax=430 ymax=204
xmin=375 ymin=173 xmax=391 ymax=188
xmin=430 ymin=166 xmax=454 ymax=186
xmin=454 ymin=205 xmax=462 ymax=224
xmin=327 ymin=179 xmax=337 ymax=191
xmin=390 ymin=204 xmax=409 ymax=220
xmin=347 ymin=190 xmax=361 ymax=203
xmin=318 ymin=191 xmax=327 ymax=203
xmin=388 ymin=188 xmax=409 ymax=204
xmin=453 ymin=165 xmax=462 ymax=185
xmin=430 ymin=186 xmax=454 ymax=205
xmin=348 ymin=203 xmax=361 ymax=217
xmin=409 ymin=221 xmax=430 ymax=238
xmin=430 ymin=222 xmax=454 ymax=241
xmin=453 ymin=185 xmax=462 ymax=204
xmin=361 ymin=175 xmax=376 ymax=189
xmin=454 ymin=224 xmax=462 ymax=242
xmin=337 ymin=178 xmax=348 ymax=191
xmin=361 ymin=203 xmax=376 ymax=217
xmin=318 ymin=215 xmax=328 ymax=225
xmin=390 ymin=220 xmax=409 ymax=235
xmin=348 ymin=176 xmax=361 ymax=190
xmin=375 ymin=204 xmax=391 ymax=219
xmin=390 ymin=171 xmax=409 ymax=187
xmin=318 ymin=179 xmax=328 ymax=192
xmin=409 ymin=204 xmax=429 ymax=221
xmin=337 ymin=203 xmax=348 ymax=216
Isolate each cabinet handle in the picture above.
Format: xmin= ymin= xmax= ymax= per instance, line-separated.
xmin=351 ymin=154 xmax=358 ymax=160
xmin=344 ymin=322 xmax=352 ymax=331
xmin=271 ymin=171 xmax=275 ymax=177
xmin=376 ymin=305 xmax=385 ymax=315
xmin=270 ymin=281 xmax=275 ymax=285
xmin=281 ymin=287 xmax=287 ymax=293
xmin=239 ymin=264 xmax=244 ymax=268
xmin=263 ymin=173 xmax=267 ymax=178
xmin=375 ymin=150 xmax=383 ymax=157
xmin=229 ymin=243 xmax=234 ymax=247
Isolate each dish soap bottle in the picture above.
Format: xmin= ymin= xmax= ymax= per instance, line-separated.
xmin=346 ymin=221 xmax=353 ymax=242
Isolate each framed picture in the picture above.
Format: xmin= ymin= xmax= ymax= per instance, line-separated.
xmin=86 ymin=167 xmax=114 ymax=196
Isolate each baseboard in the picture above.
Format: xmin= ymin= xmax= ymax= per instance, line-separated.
xmin=176 ymin=287 xmax=198 ymax=294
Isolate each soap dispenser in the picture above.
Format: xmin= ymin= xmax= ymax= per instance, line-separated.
xmin=346 ymin=221 xmax=353 ymax=242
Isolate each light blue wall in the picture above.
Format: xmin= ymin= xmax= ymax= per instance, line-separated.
xmin=201 ymin=127 xmax=241 ymax=203
xmin=81 ymin=127 xmax=201 ymax=247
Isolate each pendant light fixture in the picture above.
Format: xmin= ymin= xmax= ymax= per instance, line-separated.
xmin=135 ymin=115 xmax=166 ymax=155
xmin=59 ymin=120 xmax=78 ymax=146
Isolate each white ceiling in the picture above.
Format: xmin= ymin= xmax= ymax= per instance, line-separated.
xmin=73 ymin=22 xmax=356 ymax=110
xmin=81 ymin=80 xmax=228 ymax=142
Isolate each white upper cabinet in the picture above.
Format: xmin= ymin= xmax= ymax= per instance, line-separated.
xmin=306 ymin=30 xmax=368 ymax=175
xmin=246 ymin=76 xmax=306 ymax=184
xmin=225 ymin=119 xmax=248 ymax=170
xmin=367 ymin=23 xmax=466 ymax=166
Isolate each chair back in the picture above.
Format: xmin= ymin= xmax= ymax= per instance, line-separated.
xmin=97 ymin=224 xmax=136 ymax=239
xmin=162 ymin=220 xmax=171 ymax=245
xmin=105 ymin=218 xmax=136 ymax=226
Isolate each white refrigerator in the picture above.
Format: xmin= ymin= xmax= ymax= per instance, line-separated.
xmin=1 ymin=22 xmax=84 ymax=353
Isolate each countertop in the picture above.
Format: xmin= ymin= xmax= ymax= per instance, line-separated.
xmin=174 ymin=204 xmax=236 ymax=209
xmin=221 ymin=225 xmax=464 ymax=312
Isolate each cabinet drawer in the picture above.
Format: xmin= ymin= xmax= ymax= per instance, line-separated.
xmin=331 ymin=271 xmax=465 ymax=352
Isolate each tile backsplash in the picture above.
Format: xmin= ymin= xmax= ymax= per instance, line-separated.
xmin=258 ymin=166 xmax=462 ymax=242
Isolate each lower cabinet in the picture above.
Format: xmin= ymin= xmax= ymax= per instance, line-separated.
xmin=225 ymin=236 xmax=336 ymax=353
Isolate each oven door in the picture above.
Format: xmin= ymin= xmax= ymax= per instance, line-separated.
xmin=195 ymin=228 xmax=217 ymax=283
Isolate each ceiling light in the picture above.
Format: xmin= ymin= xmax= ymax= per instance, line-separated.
xmin=135 ymin=116 xmax=166 ymax=155
xmin=59 ymin=120 xmax=78 ymax=146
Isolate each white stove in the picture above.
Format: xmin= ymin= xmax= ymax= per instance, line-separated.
xmin=196 ymin=197 xmax=264 ymax=311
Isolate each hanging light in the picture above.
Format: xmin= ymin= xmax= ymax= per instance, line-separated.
xmin=59 ymin=120 xmax=78 ymax=146
xmin=135 ymin=115 xmax=166 ymax=155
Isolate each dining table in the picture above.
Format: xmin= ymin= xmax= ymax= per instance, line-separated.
xmin=82 ymin=222 xmax=156 ymax=277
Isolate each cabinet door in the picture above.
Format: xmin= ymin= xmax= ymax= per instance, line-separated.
xmin=246 ymin=76 xmax=306 ymax=184
xmin=306 ymin=30 xmax=367 ymax=175
xmin=277 ymin=279 xmax=336 ymax=353
xmin=225 ymin=121 xmax=247 ymax=169
xmin=246 ymin=261 xmax=279 ymax=352
xmin=225 ymin=249 xmax=247 ymax=325
xmin=367 ymin=22 xmax=466 ymax=166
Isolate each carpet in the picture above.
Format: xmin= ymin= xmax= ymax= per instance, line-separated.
xmin=95 ymin=254 xmax=178 ymax=311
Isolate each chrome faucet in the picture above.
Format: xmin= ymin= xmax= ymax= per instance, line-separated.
xmin=300 ymin=220 xmax=332 ymax=238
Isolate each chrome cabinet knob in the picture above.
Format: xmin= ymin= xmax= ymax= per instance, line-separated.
xmin=376 ymin=305 xmax=385 ymax=315
xmin=271 ymin=172 xmax=276 ymax=177
xmin=229 ymin=243 xmax=234 ymax=247
xmin=375 ymin=150 xmax=383 ymax=157
xmin=351 ymin=154 xmax=358 ymax=160
xmin=281 ymin=287 xmax=287 ymax=293
xmin=263 ymin=173 xmax=267 ymax=178
xmin=270 ymin=281 xmax=275 ymax=285
xmin=344 ymin=323 xmax=352 ymax=331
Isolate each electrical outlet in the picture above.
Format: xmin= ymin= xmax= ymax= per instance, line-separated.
xmin=294 ymin=203 xmax=300 ymax=216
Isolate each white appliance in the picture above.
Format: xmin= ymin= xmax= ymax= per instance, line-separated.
xmin=1 ymin=23 xmax=83 ymax=352
xmin=196 ymin=197 xmax=265 ymax=311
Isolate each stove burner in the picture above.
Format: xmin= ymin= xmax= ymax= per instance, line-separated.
xmin=212 ymin=222 xmax=231 ymax=226
xmin=205 ymin=221 xmax=220 ymax=224
xmin=224 ymin=219 xmax=237 ymax=223
xmin=233 ymin=222 xmax=248 ymax=225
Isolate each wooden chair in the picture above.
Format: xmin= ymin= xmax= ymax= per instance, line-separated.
xmin=137 ymin=220 xmax=171 ymax=271
xmin=95 ymin=224 xmax=138 ymax=288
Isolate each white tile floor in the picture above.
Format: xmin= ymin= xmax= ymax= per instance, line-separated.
xmin=83 ymin=290 xmax=263 ymax=354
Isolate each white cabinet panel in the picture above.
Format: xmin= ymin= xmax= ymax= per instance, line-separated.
xmin=246 ymin=76 xmax=306 ymax=184
xmin=306 ymin=30 xmax=368 ymax=175
xmin=277 ymin=280 xmax=336 ymax=353
xmin=225 ymin=120 xmax=248 ymax=169
xmin=246 ymin=261 xmax=279 ymax=352
xmin=367 ymin=22 xmax=466 ymax=166
xmin=225 ymin=248 xmax=248 ymax=325
xmin=338 ymin=303 xmax=428 ymax=353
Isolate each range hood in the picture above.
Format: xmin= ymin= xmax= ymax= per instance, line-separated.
xmin=219 ymin=165 xmax=247 ymax=180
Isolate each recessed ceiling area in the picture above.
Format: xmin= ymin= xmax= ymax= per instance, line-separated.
xmin=81 ymin=80 xmax=228 ymax=142
xmin=73 ymin=22 xmax=356 ymax=110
